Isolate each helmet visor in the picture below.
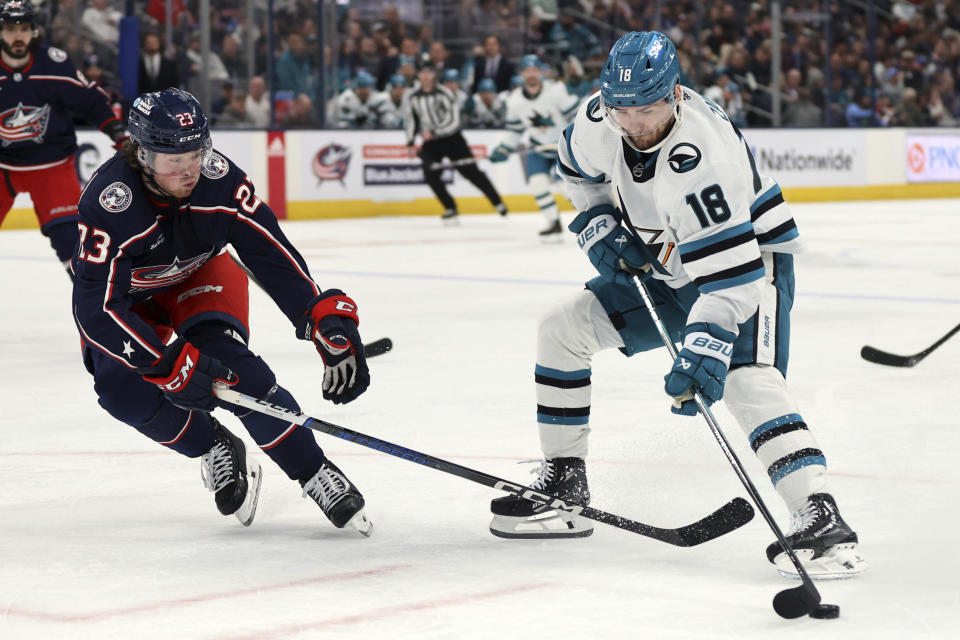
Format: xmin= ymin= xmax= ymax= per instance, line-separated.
xmin=603 ymin=95 xmax=676 ymax=138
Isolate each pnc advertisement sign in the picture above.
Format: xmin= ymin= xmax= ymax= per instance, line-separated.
xmin=906 ymin=134 xmax=960 ymax=182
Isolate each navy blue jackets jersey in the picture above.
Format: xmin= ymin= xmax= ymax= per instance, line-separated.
xmin=0 ymin=44 xmax=121 ymax=170
xmin=72 ymin=150 xmax=321 ymax=370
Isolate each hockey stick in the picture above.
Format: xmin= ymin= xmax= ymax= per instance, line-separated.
xmin=426 ymin=143 xmax=558 ymax=171
xmin=622 ymin=261 xmax=831 ymax=619
xmin=860 ymin=322 xmax=960 ymax=367
xmin=228 ymin=253 xmax=393 ymax=359
xmin=213 ymin=384 xmax=754 ymax=547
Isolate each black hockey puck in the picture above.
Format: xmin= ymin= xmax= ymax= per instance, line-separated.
xmin=809 ymin=604 xmax=840 ymax=619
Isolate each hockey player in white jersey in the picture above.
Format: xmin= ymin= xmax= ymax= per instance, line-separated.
xmin=489 ymin=32 xmax=866 ymax=580
xmin=464 ymin=78 xmax=506 ymax=129
xmin=332 ymin=71 xmax=379 ymax=129
xmin=375 ymin=73 xmax=408 ymax=129
xmin=489 ymin=55 xmax=580 ymax=240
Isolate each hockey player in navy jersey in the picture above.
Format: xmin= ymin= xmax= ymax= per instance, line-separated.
xmin=489 ymin=32 xmax=866 ymax=579
xmin=0 ymin=0 xmax=127 ymax=275
xmin=72 ymin=88 xmax=372 ymax=535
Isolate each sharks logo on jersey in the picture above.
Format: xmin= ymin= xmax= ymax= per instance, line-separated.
xmin=201 ymin=152 xmax=229 ymax=179
xmin=0 ymin=103 xmax=52 ymax=146
xmin=129 ymin=251 xmax=214 ymax=291
xmin=99 ymin=182 xmax=133 ymax=212
xmin=667 ymin=143 xmax=701 ymax=173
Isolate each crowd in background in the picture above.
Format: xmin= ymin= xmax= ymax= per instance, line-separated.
xmin=36 ymin=0 xmax=960 ymax=129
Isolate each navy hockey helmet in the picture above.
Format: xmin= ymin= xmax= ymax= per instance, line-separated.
xmin=0 ymin=0 xmax=34 ymax=25
xmin=128 ymin=88 xmax=211 ymax=170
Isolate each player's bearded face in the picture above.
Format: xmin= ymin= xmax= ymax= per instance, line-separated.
xmin=608 ymin=97 xmax=675 ymax=141
xmin=152 ymin=150 xmax=203 ymax=198
xmin=1 ymin=23 xmax=33 ymax=59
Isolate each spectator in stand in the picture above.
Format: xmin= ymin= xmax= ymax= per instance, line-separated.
xmin=81 ymin=0 xmax=121 ymax=45
xmin=472 ymin=34 xmax=514 ymax=93
xmin=276 ymin=32 xmax=315 ymax=101
xmin=138 ymin=32 xmax=180 ymax=95
xmin=220 ymin=34 xmax=243 ymax=84
xmin=895 ymin=87 xmax=928 ymax=126
xmin=332 ymin=71 xmax=379 ymax=129
xmin=355 ymin=36 xmax=386 ymax=84
xmin=216 ymin=91 xmax=254 ymax=127
xmin=563 ymin=56 xmax=592 ymax=99
xmin=376 ymin=73 xmax=407 ymax=129
xmin=875 ymin=93 xmax=897 ymax=126
xmin=210 ymin=82 xmax=234 ymax=122
xmin=282 ymin=93 xmax=320 ymax=128
xmin=146 ymin=0 xmax=192 ymax=28
xmin=186 ymin=34 xmax=229 ymax=89
xmin=380 ymin=5 xmax=409 ymax=47
xmin=548 ymin=10 xmax=603 ymax=64
xmin=426 ymin=41 xmax=452 ymax=75
xmin=442 ymin=68 xmax=469 ymax=112
xmin=245 ymin=76 xmax=270 ymax=128
xmin=784 ymin=87 xmax=823 ymax=127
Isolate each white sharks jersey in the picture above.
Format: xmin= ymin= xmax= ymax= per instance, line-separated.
xmin=371 ymin=91 xmax=406 ymax=129
xmin=557 ymin=87 xmax=801 ymax=332
xmin=332 ymin=89 xmax=379 ymax=129
xmin=500 ymin=82 xmax=581 ymax=151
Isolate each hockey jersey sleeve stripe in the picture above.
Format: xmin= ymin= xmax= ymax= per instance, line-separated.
xmin=756 ymin=219 xmax=799 ymax=245
xmin=749 ymin=416 xmax=808 ymax=452
xmin=692 ymin=258 xmax=765 ymax=293
xmin=234 ymin=213 xmax=321 ymax=296
xmin=535 ymin=364 xmax=591 ymax=380
xmin=679 ymin=228 xmax=755 ymax=264
xmin=74 ymin=307 xmax=139 ymax=370
xmin=536 ymin=404 xmax=590 ymax=425
xmin=678 ymin=221 xmax=755 ymax=257
xmin=557 ymin=157 xmax=581 ymax=178
xmin=749 ymin=186 xmax=784 ymax=221
xmin=561 ymin=124 xmax=605 ymax=183
xmin=29 ymin=74 xmax=87 ymax=87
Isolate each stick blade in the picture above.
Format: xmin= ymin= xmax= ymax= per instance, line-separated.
xmin=773 ymin=584 xmax=820 ymax=619
xmin=673 ymin=497 xmax=755 ymax=547
xmin=860 ymin=345 xmax=917 ymax=368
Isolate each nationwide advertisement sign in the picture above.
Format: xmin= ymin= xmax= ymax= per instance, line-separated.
xmin=905 ymin=134 xmax=960 ymax=182
xmin=740 ymin=129 xmax=868 ymax=187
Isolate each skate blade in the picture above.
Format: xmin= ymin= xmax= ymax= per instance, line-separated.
xmin=489 ymin=511 xmax=593 ymax=539
xmin=235 ymin=458 xmax=262 ymax=527
xmin=442 ymin=216 xmax=461 ymax=227
xmin=775 ymin=544 xmax=867 ymax=580
xmin=345 ymin=509 xmax=373 ymax=537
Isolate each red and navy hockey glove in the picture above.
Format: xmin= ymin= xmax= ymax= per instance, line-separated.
xmin=139 ymin=338 xmax=237 ymax=412
xmin=298 ymin=290 xmax=370 ymax=405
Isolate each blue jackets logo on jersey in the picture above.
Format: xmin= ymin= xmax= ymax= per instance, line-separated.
xmin=312 ymin=143 xmax=351 ymax=183
xmin=130 ymin=252 xmax=213 ymax=291
xmin=99 ymin=181 xmax=132 ymax=212
xmin=667 ymin=143 xmax=701 ymax=173
xmin=0 ymin=102 xmax=51 ymax=145
xmin=201 ymin=152 xmax=229 ymax=179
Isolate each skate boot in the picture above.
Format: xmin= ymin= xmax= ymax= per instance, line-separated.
xmin=766 ymin=493 xmax=866 ymax=579
xmin=441 ymin=209 xmax=460 ymax=226
xmin=301 ymin=460 xmax=373 ymax=537
xmin=200 ymin=420 xmax=262 ymax=526
xmin=489 ymin=457 xmax=593 ymax=539
xmin=538 ymin=219 xmax=563 ymax=243
xmin=496 ymin=203 xmax=508 ymax=217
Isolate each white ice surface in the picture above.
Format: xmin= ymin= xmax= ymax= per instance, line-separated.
xmin=1 ymin=200 xmax=958 ymax=639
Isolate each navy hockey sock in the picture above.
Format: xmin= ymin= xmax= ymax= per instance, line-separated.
xmin=135 ymin=403 xmax=219 ymax=457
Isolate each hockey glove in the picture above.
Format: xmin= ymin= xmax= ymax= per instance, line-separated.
xmin=664 ymin=323 xmax=737 ymax=416
xmin=488 ymin=144 xmax=512 ymax=163
xmin=299 ymin=289 xmax=370 ymax=405
xmin=139 ymin=338 xmax=237 ymax=412
xmin=568 ymin=204 xmax=654 ymax=286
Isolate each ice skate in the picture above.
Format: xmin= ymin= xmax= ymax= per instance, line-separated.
xmin=766 ymin=493 xmax=866 ymax=579
xmin=490 ymin=457 xmax=593 ymax=538
xmin=200 ymin=420 xmax=262 ymax=526
xmin=538 ymin=219 xmax=563 ymax=243
xmin=441 ymin=209 xmax=460 ymax=226
xmin=496 ymin=203 xmax=508 ymax=217
xmin=301 ymin=460 xmax=373 ymax=537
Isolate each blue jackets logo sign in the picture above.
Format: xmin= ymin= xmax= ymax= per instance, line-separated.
xmin=313 ymin=143 xmax=351 ymax=184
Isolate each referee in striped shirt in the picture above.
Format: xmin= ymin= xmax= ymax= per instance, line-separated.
xmin=404 ymin=64 xmax=507 ymax=224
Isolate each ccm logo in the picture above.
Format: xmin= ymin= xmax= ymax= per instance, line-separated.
xmin=335 ymin=300 xmax=356 ymax=312
xmin=160 ymin=353 xmax=195 ymax=391
xmin=178 ymin=133 xmax=201 ymax=142
xmin=493 ymin=480 xmax=584 ymax=515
